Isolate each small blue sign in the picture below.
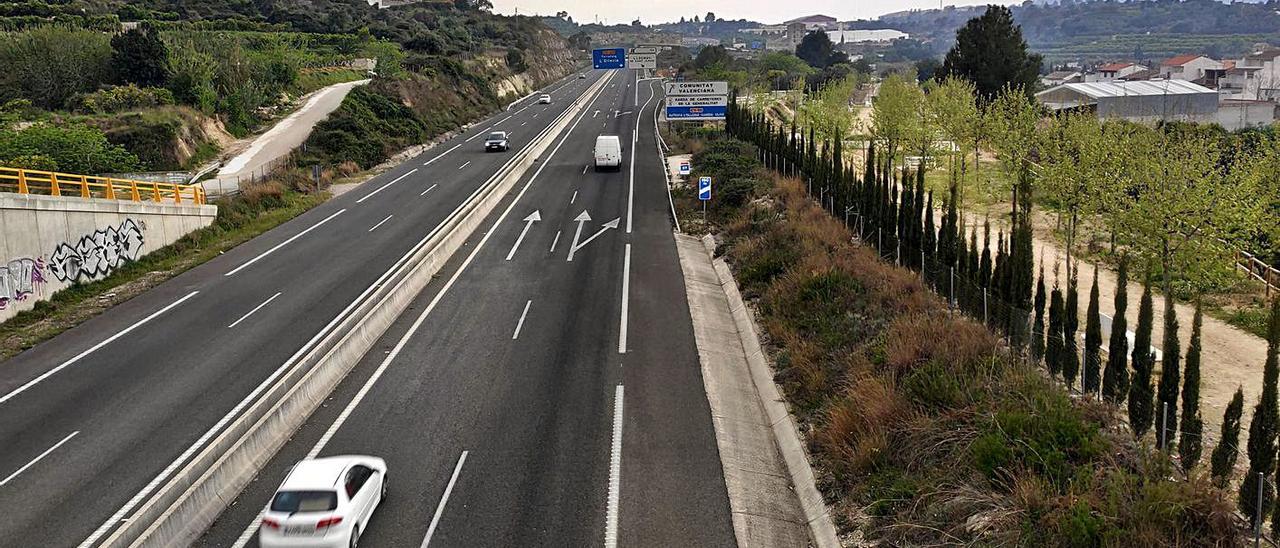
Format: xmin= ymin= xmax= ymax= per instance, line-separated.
xmin=750 ymin=41 xmax=764 ymax=50
xmin=592 ymin=48 xmax=626 ymax=69
xmin=698 ymin=177 xmax=712 ymax=201
xmin=666 ymin=105 xmax=728 ymax=120
xmin=679 ymin=162 xmax=690 ymax=175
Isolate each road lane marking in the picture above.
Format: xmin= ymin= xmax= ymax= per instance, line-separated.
xmin=604 ymin=385 xmax=624 ymax=548
xmin=465 ymin=126 xmax=493 ymax=142
xmin=423 ymin=144 xmax=461 ymax=166
xmin=582 ymin=165 xmax=588 ymax=175
xmin=458 ymin=161 xmax=471 ymax=170
xmin=369 ymin=214 xmax=394 ymax=232
xmin=227 ymin=292 xmax=282 ymax=328
xmin=619 ymin=244 xmax=630 ymax=354
xmin=225 ymin=209 xmax=346 ymax=276
xmin=512 ymin=300 xmax=532 ymax=339
xmin=0 ymin=291 xmax=199 ymax=406
xmin=571 ymin=190 xmax=578 ymax=204
xmin=504 ymin=210 xmax=541 ymax=261
xmin=420 ymin=183 xmax=438 ymax=196
xmin=521 ymin=121 xmax=527 ymax=126
xmin=357 ymin=169 xmax=418 ymax=204
xmin=550 ymin=230 xmax=561 ymax=253
xmin=0 ymin=431 xmax=79 ymax=487
xmin=227 ymin=72 xmax=617 ymax=547
xmin=629 ymin=83 xmax=657 ymax=234
xmin=421 ymin=451 xmax=469 ymax=548
xmin=494 ymin=115 xmax=511 ymax=126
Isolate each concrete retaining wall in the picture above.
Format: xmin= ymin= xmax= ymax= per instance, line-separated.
xmin=0 ymin=193 xmax=217 ymax=322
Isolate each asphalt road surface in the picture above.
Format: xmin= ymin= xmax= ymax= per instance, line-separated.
xmin=0 ymin=70 xmax=627 ymax=547
xmin=196 ymin=70 xmax=737 ymax=547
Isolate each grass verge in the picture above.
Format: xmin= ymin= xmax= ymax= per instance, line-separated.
xmin=0 ymin=181 xmax=327 ymax=362
xmin=688 ymin=133 xmax=1245 ymax=545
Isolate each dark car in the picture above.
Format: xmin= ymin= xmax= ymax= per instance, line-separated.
xmin=484 ymin=131 xmax=509 ymax=152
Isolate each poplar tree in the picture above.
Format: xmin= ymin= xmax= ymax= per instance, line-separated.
xmin=1129 ymin=278 xmax=1155 ymax=438
xmin=1211 ymin=387 xmax=1244 ymax=487
xmin=1103 ymin=257 xmax=1131 ymax=404
xmin=1179 ymin=303 xmax=1203 ymax=472
xmin=1083 ymin=267 xmax=1103 ymax=395
xmin=1241 ymin=297 xmax=1279 ymax=528
xmin=1047 ymin=286 xmax=1064 ymax=378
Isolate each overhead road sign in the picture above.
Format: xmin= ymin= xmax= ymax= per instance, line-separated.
xmin=628 ymin=53 xmax=656 ymax=70
xmin=665 ymin=81 xmax=729 ymax=96
xmin=593 ymin=48 xmax=626 ymax=69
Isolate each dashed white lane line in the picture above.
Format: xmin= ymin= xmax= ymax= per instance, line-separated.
xmin=619 ymin=243 xmax=631 ymax=354
xmin=571 ymin=190 xmax=578 ymax=204
xmin=582 ymin=165 xmax=588 ymax=175
xmin=357 ymin=169 xmax=418 ymax=204
xmin=550 ymin=230 xmax=561 ymax=253
xmin=420 ymin=183 xmax=438 ymax=196
xmin=465 ymin=126 xmax=493 ymax=142
xmin=512 ymin=300 xmax=532 ymax=340
xmin=423 ymin=144 xmax=461 ymax=166
xmin=0 ymin=431 xmax=79 ymax=487
xmin=225 ymin=209 xmax=346 ymax=276
xmin=369 ymin=214 xmax=394 ymax=232
xmin=420 ymin=451 xmax=469 ymax=548
xmin=0 ymin=290 xmax=199 ymax=406
xmin=458 ymin=161 xmax=472 ymax=170
xmin=227 ymin=292 xmax=282 ymax=328
xmin=604 ymin=385 xmax=624 ymax=548
xmin=521 ymin=121 xmax=527 ymax=127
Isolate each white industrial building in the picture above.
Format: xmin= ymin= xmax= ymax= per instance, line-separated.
xmin=1036 ymin=80 xmax=1274 ymax=131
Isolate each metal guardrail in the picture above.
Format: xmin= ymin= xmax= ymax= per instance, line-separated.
xmin=0 ymin=166 xmax=207 ymax=205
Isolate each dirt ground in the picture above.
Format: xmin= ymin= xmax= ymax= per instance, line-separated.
xmin=958 ymin=206 xmax=1269 ymax=475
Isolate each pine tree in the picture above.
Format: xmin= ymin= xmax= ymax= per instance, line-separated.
xmin=1240 ymin=297 xmax=1280 ymax=528
xmin=1083 ymin=267 xmax=1103 ymax=395
xmin=1179 ymin=303 xmax=1204 ymax=472
xmin=1047 ymin=286 xmax=1064 ymax=378
xmin=1063 ymin=274 xmax=1080 ymax=391
xmin=1211 ymin=387 xmax=1245 ymax=487
xmin=1156 ymin=298 xmax=1181 ymax=450
xmin=1031 ymin=266 xmax=1046 ymax=364
xmin=1129 ymin=278 xmax=1155 ymax=438
xmin=1103 ymin=257 xmax=1131 ymax=405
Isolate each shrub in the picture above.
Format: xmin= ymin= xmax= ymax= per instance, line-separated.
xmin=0 ymin=123 xmax=139 ymax=173
xmin=0 ymin=26 xmax=113 ymax=109
xmin=306 ymin=83 xmax=428 ymax=168
xmin=74 ymin=85 xmax=176 ymax=114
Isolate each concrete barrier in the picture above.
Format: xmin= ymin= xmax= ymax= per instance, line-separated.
xmin=98 ymin=72 xmax=613 ymax=548
xmin=0 ymin=193 xmax=217 ymax=322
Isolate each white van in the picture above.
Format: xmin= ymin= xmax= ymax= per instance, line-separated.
xmin=594 ymin=135 xmax=623 ymax=171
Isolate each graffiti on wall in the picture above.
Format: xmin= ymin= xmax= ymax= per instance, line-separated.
xmin=48 ymin=219 xmax=145 ymax=283
xmin=0 ymin=258 xmax=46 ymax=310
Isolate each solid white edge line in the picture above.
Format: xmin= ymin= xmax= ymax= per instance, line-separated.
xmin=619 ymin=244 xmax=630 ymax=354
xmin=0 ymin=291 xmax=199 ymax=406
xmin=420 ymin=450 xmax=469 ymax=548
xmin=512 ymin=300 xmax=532 ymax=340
xmin=368 ymin=214 xmax=394 ymax=232
xmin=357 ymin=169 xmax=419 ymax=204
xmin=224 ymin=209 xmax=346 ymax=277
xmin=423 ymin=144 xmax=461 ymax=166
xmin=226 ymin=292 xmax=283 ymax=329
xmin=0 ymin=431 xmax=79 ymax=487
xmin=420 ymin=183 xmax=438 ymax=196
xmin=604 ymin=384 xmax=624 ymax=548
xmin=227 ymin=70 xmax=615 ymax=548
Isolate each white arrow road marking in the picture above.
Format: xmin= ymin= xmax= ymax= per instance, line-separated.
xmin=504 ymin=210 xmax=542 ymax=261
xmin=567 ymin=210 xmax=620 ymax=262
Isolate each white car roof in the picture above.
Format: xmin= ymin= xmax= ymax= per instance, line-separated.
xmin=281 ymin=456 xmax=364 ymax=491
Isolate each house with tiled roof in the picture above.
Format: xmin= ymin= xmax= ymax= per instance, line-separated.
xmin=1159 ymin=54 xmax=1224 ymax=82
xmin=1221 ymin=47 xmax=1280 ymax=101
xmin=1085 ymin=62 xmax=1146 ymax=82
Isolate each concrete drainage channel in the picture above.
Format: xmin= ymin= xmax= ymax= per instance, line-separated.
xmin=95 ymin=72 xmax=614 ymax=548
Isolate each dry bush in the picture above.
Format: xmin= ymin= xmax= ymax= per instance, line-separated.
xmin=337 ymin=160 xmax=360 ymax=177
xmin=240 ymin=180 xmax=285 ymax=206
xmin=885 ymin=313 xmax=999 ymax=377
xmin=814 ymin=374 xmax=907 ymax=476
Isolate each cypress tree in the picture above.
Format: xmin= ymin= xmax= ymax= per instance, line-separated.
xmin=1129 ymin=278 xmax=1155 ymax=439
xmin=1063 ymin=274 xmax=1080 ymax=391
xmin=1047 ymin=286 xmax=1064 ymax=378
xmin=1083 ymin=267 xmax=1103 ymax=395
xmin=1179 ymin=303 xmax=1203 ymax=472
xmin=1211 ymin=387 xmax=1244 ymax=487
xmin=1156 ymin=297 xmax=1181 ymax=450
xmin=1031 ymin=266 xmax=1046 ymax=364
xmin=979 ymin=219 xmax=993 ymax=289
xmin=923 ymin=191 xmax=936 ymax=265
xmin=1103 ymin=257 xmax=1131 ymax=405
xmin=1243 ymin=297 xmax=1280 ymax=528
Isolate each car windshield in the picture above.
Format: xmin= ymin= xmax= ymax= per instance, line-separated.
xmin=270 ymin=490 xmax=337 ymax=513
xmin=488 ymin=133 xmax=505 ymax=140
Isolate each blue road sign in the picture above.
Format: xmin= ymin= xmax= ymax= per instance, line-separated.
xmin=698 ymin=177 xmax=712 ymax=201
xmin=666 ymin=105 xmax=727 ymax=121
xmin=592 ymin=48 xmax=626 ymax=69
xmin=679 ymin=162 xmax=690 ymax=175
xmin=750 ymin=41 xmax=764 ymax=50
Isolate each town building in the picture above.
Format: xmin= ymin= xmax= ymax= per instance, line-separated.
xmin=1158 ymin=54 xmax=1224 ymax=82
xmin=1042 ymin=70 xmax=1083 ymax=87
xmin=1221 ymin=48 xmax=1280 ymax=101
xmin=1085 ymin=62 xmax=1145 ymax=82
xmin=1036 ymin=80 xmax=1236 ymax=126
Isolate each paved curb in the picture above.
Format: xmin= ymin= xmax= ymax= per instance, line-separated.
xmin=700 ymin=234 xmax=842 ymax=548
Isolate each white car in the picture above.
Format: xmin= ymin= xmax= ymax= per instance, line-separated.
xmin=538 ymin=94 xmax=552 ymax=104
xmin=260 ymin=456 xmax=387 ymax=548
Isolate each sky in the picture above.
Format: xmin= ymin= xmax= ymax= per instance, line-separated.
xmin=490 ymin=0 xmax=1019 ymax=26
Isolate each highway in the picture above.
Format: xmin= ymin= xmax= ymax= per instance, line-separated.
xmin=197 ymin=68 xmax=736 ymax=547
xmin=0 ymin=69 xmax=654 ymax=547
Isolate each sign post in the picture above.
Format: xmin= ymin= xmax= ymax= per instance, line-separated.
xmin=698 ymin=176 xmax=712 ymax=220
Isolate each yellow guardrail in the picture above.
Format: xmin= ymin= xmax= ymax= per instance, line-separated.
xmin=0 ymin=166 xmax=206 ymax=205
